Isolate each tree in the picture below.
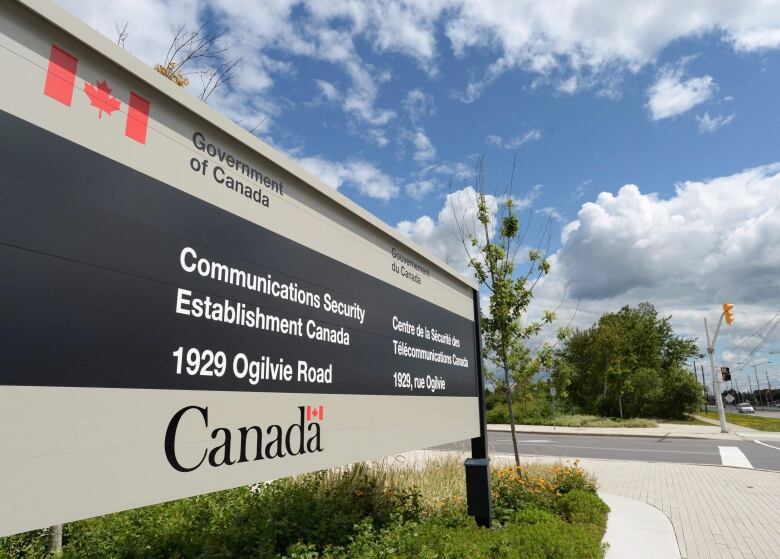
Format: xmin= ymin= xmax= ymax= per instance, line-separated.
xmin=555 ymin=302 xmax=702 ymax=418
xmin=452 ymin=158 xmax=556 ymax=465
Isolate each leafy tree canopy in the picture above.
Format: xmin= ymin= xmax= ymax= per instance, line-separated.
xmin=553 ymin=302 xmax=701 ymax=419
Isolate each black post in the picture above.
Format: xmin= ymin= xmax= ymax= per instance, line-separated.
xmin=465 ymin=288 xmax=492 ymax=528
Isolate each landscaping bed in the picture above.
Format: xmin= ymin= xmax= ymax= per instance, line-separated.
xmin=1 ymin=458 xmax=608 ymax=559
xmin=485 ymin=408 xmax=658 ymax=428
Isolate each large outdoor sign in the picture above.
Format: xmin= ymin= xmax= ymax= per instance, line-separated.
xmin=0 ymin=0 xmax=481 ymax=537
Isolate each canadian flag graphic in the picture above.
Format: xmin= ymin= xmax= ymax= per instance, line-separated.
xmin=42 ymin=44 xmax=150 ymax=145
xmin=306 ymin=405 xmax=324 ymax=421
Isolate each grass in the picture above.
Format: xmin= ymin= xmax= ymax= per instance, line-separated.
xmin=698 ymin=410 xmax=780 ymax=431
xmin=557 ymin=415 xmax=657 ymax=428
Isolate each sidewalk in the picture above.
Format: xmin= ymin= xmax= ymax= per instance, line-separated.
xmin=565 ymin=457 xmax=780 ymax=559
xmin=601 ymin=492 xmax=680 ymax=559
xmin=487 ymin=422 xmax=747 ymax=440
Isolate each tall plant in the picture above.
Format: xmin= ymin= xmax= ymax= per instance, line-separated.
xmin=452 ymin=158 xmax=556 ymax=465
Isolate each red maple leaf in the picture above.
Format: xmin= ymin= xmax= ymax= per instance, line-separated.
xmin=83 ymin=80 xmax=121 ymax=118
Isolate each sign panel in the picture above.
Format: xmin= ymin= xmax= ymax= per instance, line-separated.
xmin=0 ymin=0 xmax=480 ymax=537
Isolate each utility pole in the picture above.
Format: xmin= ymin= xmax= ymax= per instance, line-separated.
xmin=704 ymin=314 xmax=728 ymax=433
xmin=748 ymin=376 xmax=753 ymax=404
xmin=767 ymin=370 xmax=773 ymax=406
xmin=734 ymin=378 xmax=741 ymax=405
xmin=754 ymin=369 xmax=763 ymax=407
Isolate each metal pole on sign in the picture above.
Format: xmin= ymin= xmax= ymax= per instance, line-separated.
xmin=465 ymin=289 xmax=492 ymax=528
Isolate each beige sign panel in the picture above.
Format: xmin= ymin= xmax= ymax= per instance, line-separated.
xmin=0 ymin=0 xmax=481 ymax=537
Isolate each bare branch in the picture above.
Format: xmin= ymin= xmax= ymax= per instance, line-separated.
xmin=249 ymin=116 xmax=268 ymax=134
xmin=114 ymin=21 xmax=129 ymax=49
xmin=156 ymin=23 xmax=240 ymax=99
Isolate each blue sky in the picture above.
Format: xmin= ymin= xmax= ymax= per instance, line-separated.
xmin=58 ymin=0 xmax=780 ymax=387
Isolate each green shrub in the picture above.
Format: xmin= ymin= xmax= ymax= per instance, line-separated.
xmin=486 ymin=406 xmax=510 ymax=424
xmin=491 ymin=460 xmax=598 ymax=521
xmin=511 ymin=507 xmax=559 ymax=525
xmin=322 ymin=514 xmax=606 ymax=559
xmin=555 ymin=489 xmax=610 ymax=532
xmin=0 ymin=529 xmax=50 ymax=559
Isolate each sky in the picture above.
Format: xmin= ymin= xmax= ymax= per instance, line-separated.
xmin=56 ymin=0 xmax=780 ymax=392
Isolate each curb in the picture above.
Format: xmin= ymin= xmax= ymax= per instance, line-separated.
xmin=486 ymin=427 xmax=740 ymax=441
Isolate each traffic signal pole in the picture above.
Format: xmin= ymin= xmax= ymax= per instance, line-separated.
xmin=704 ymin=315 xmax=728 ymax=433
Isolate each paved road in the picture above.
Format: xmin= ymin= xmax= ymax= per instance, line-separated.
xmin=436 ymin=431 xmax=780 ymax=471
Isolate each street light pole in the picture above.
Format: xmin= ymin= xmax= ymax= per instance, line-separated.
xmin=704 ymin=317 xmax=728 ymax=433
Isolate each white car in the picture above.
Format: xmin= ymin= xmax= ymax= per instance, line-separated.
xmin=736 ymin=403 xmax=755 ymax=414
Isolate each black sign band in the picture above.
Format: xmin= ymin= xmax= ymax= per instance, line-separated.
xmin=0 ymin=110 xmax=478 ymax=397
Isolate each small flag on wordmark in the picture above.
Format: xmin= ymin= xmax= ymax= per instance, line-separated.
xmin=306 ymin=405 xmax=324 ymax=421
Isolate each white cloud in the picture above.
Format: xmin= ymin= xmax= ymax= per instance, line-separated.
xmin=424 ymin=161 xmax=473 ymax=180
xmin=447 ymin=0 xmax=780 ymax=101
xmin=507 ymin=129 xmax=542 ymax=149
xmin=314 ymin=79 xmax=341 ymax=102
xmin=647 ymin=62 xmax=715 ymax=120
xmin=298 ymin=156 xmax=399 ymax=201
xmin=485 ymin=129 xmax=542 ymax=150
xmin=697 ymin=112 xmax=735 ymax=134
xmin=397 ymin=186 xmax=500 ymax=273
xmin=559 ymin=164 xmax=780 ymax=301
xmin=56 ymin=0 xmax=201 ymax=68
xmin=401 ymin=163 xmax=780 ymax=366
xmin=527 ymin=163 xmax=780 ymax=360
xmin=58 ymin=0 xmax=780 ymax=125
xmin=404 ymin=179 xmax=438 ymax=200
xmin=486 ymin=135 xmax=503 ymax=147
xmin=404 ymin=88 xmax=435 ymax=122
xmin=412 ymin=130 xmax=436 ymax=163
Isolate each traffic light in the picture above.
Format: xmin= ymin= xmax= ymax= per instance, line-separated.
xmin=721 ymin=367 xmax=731 ymax=381
xmin=722 ymin=303 xmax=735 ymax=325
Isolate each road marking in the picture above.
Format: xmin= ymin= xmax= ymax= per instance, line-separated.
xmin=754 ymin=440 xmax=780 ymax=451
xmin=517 ymin=439 xmax=553 ymax=443
xmin=718 ymin=446 xmax=753 ymax=468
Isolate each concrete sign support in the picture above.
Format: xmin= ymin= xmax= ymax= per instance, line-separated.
xmin=0 ymin=0 xmax=488 ymax=536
